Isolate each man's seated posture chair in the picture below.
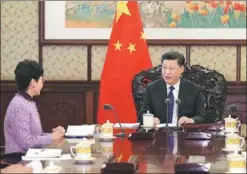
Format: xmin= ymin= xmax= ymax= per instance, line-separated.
xmin=132 ymin=64 xmax=227 ymax=123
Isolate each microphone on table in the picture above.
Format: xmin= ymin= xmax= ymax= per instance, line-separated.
xmin=103 ymin=104 xmax=125 ymax=137
xmin=165 ymin=98 xmax=171 ymax=129
xmin=175 ymin=99 xmax=181 ymax=127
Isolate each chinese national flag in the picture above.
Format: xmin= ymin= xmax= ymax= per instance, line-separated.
xmin=97 ymin=1 xmax=152 ymax=124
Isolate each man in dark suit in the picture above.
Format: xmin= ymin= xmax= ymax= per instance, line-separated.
xmin=139 ymin=51 xmax=206 ymax=125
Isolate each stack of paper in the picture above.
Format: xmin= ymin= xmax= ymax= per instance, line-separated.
xmin=65 ymin=125 xmax=95 ymax=137
xmin=22 ymin=148 xmax=65 ymax=161
xmin=114 ymin=123 xmax=140 ymax=128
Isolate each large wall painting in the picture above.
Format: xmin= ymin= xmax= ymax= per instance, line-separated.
xmin=42 ymin=1 xmax=246 ymax=44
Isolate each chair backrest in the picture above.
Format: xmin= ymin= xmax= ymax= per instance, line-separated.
xmin=132 ymin=64 xmax=227 ymax=122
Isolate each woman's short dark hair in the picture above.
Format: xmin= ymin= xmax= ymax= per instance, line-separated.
xmin=14 ymin=59 xmax=44 ymax=91
xmin=161 ymin=51 xmax=185 ymax=66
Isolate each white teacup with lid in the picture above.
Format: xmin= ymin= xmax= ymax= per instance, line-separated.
xmin=143 ymin=111 xmax=154 ymax=127
xmin=96 ymin=120 xmax=114 ymax=137
xmin=225 ymin=132 xmax=245 ymax=150
xmin=70 ymin=138 xmax=92 ymax=159
xmin=227 ymin=150 xmax=246 ymax=173
xmin=224 ymin=115 xmax=241 ymax=133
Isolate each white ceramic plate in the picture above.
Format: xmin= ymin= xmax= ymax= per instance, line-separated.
xmin=226 ymin=170 xmax=246 ymax=173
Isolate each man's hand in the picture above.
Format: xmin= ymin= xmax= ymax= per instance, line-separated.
xmin=1 ymin=164 xmax=32 ymax=173
xmin=154 ymin=117 xmax=160 ymax=126
xmin=52 ymin=126 xmax=65 ymax=134
xmin=178 ymin=116 xmax=195 ymax=126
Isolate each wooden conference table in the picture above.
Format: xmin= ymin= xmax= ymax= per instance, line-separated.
xmin=42 ymin=124 xmax=246 ymax=173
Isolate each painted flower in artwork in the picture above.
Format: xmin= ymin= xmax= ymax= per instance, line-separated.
xmin=221 ymin=15 xmax=230 ymax=24
xmin=165 ymin=0 xmax=246 ymax=28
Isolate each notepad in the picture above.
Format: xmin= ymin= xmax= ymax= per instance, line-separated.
xmin=22 ymin=154 xmax=71 ymax=161
xmin=65 ymin=124 xmax=95 ymax=137
xmin=22 ymin=148 xmax=63 ymax=160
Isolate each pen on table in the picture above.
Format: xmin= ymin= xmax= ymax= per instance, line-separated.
xmin=35 ymin=148 xmax=45 ymax=155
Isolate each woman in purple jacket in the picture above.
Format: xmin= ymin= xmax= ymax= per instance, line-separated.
xmin=4 ymin=60 xmax=65 ymax=153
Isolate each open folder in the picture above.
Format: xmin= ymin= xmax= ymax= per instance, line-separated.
xmin=65 ymin=124 xmax=95 ymax=137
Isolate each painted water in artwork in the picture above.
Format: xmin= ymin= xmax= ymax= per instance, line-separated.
xmin=65 ymin=1 xmax=246 ymax=28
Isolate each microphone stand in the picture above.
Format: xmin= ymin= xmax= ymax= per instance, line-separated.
xmin=112 ymin=108 xmax=126 ymax=137
xmin=164 ymin=98 xmax=171 ymax=132
xmin=164 ymin=99 xmax=182 ymax=132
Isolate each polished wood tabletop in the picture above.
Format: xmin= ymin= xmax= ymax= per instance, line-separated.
xmin=43 ymin=126 xmax=246 ymax=173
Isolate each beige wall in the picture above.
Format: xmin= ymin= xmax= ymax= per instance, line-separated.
xmin=1 ymin=1 xmax=246 ymax=81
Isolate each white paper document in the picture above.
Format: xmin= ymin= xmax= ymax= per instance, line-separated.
xmin=65 ymin=124 xmax=95 ymax=136
xmin=114 ymin=123 xmax=140 ymax=128
xmin=22 ymin=148 xmax=66 ymax=160
xmin=156 ymin=123 xmax=179 ymax=128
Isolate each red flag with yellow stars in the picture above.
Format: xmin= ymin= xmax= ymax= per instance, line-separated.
xmin=97 ymin=1 xmax=152 ymax=124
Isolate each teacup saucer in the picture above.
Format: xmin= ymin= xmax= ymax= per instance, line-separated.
xmin=98 ymin=135 xmax=116 ymax=141
xmin=74 ymin=157 xmax=95 ymax=164
xmin=222 ymin=130 xmax=239 ymax=133
xmin=226 ymin=170 xmax=246 ymax=173
xmin=222 ymin=147 xmax=244 ymax=152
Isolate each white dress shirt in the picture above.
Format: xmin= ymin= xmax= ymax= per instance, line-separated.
xmin=166 ymin=80 xmax=180 ymax=124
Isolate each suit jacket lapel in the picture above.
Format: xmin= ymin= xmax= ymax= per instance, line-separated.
xmin=178 ymin=79 xmax=186 ymax=118
xmin=161 ymin=80 xmax=167 ymax=103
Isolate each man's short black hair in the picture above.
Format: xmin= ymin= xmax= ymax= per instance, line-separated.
xmin=161 ymin=51 xmax=185 ymax=66
xmin=14 ymin=59 xmax=44 ymax=91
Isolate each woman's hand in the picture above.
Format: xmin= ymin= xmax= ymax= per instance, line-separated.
xmin=52 ymin=126 xmax=65 ymax=134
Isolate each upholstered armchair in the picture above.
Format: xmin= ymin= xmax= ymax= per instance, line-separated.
xmin=132 ymin=64 xmax=228 ymax=123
